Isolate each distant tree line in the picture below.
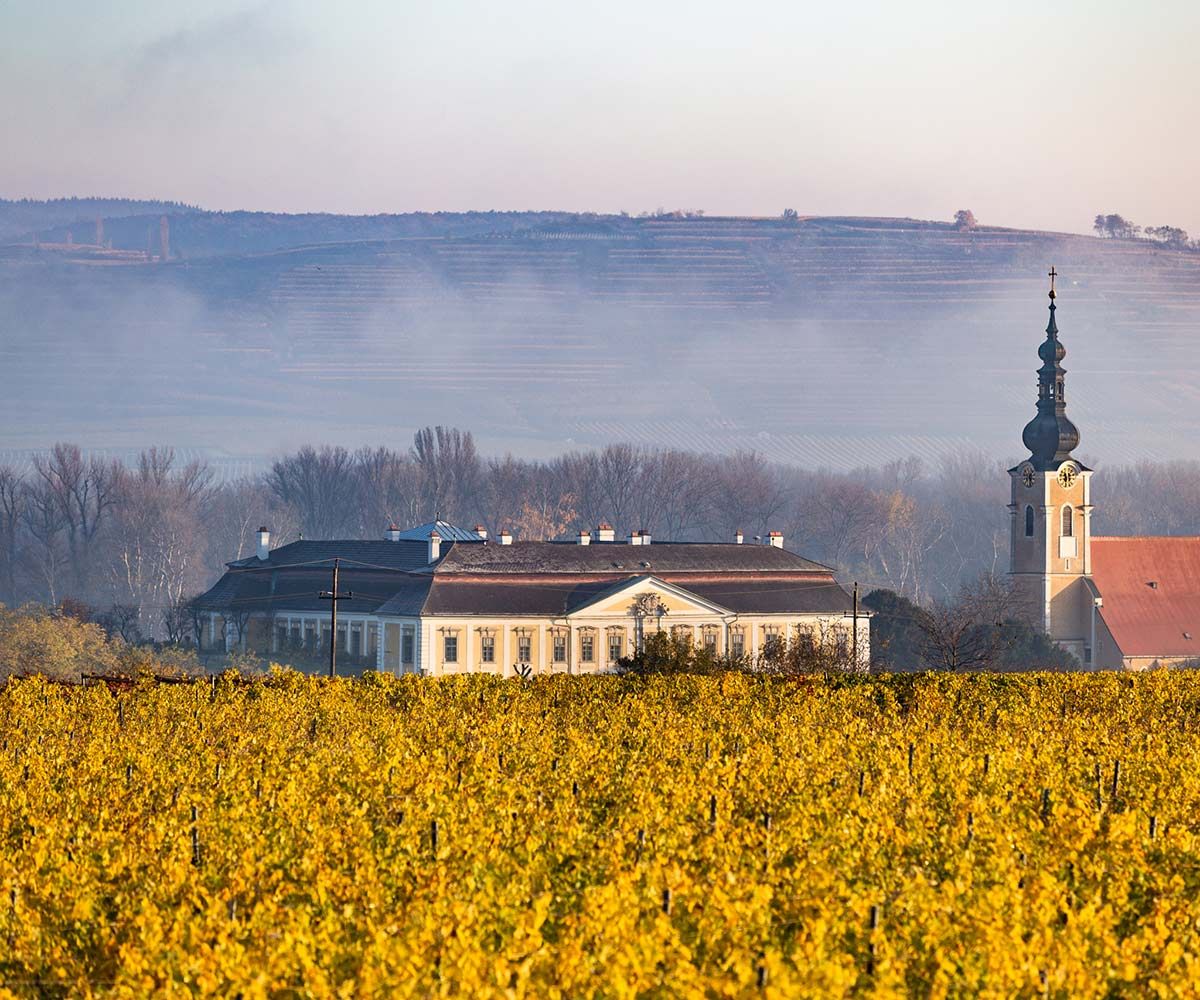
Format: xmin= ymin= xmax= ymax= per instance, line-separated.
xmin=1093 ymin=213 xmax=1194 ymax=249
xmin=2 ymin=430 xmax=1197 ymax=646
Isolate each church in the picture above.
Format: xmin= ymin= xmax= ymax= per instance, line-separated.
xmin=1009 ymin=271 xmax=1200 ymax=669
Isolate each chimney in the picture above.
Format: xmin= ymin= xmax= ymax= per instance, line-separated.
xmin=734 ymin=530 xmax=744 ymax=544
xmin=597 ymin=523 xmax=615 ymax=543
xmin=256 ymin=526 xmax=270 ymax=561
xmin=768 ymin=531 xmax=784 ymax=549
xmin=473 ymin=524 xmax=488 ymax=540
xmin=385 ymin=523 xmax=401 ymax=542
xmin=578 ymin=529 xmax=590 ymax=545
xmin=628 ymin=530 xmax=641 ymax=546
xmin=428 ymin=530 xmax=442 ymax=563
xmin=640 ymin=530 xmax=651 ymax=546
xmin=499 ymin=529 xmax=513 ymax=545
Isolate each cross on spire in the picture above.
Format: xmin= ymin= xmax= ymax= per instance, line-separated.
xmin=1048 ymin=266 xmax=1058 ymax=299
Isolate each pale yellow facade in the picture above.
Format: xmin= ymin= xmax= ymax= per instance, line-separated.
xmin=380 ymin=578 xmax=869 ymax=676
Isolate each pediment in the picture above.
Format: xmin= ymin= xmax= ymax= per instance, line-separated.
xmin=569 ymin=575 xmax=731 ymax=618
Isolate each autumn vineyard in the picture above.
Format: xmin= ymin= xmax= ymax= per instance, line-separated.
xmin=1 ymin=670 xmax=1197 ymax=997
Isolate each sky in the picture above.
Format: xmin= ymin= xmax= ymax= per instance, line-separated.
xmin=1 ymin=0 xmax=1197 ymax=235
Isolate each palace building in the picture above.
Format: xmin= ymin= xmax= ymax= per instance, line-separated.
xmin=1009 ymin=273 xmax=1200 ymax=669
xmin=196 ymin=521 xmax=869 ymax=674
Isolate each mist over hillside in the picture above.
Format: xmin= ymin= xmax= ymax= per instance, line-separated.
xmin=2 ymin=208 xmax=1197 ymax=473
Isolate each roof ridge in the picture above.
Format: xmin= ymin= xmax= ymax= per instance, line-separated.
xmin=1093 ymin=535 xmax=1200 ymax=542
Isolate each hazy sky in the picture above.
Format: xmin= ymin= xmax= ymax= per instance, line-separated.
xmin=1 ymin=0 xmax=1196 ymax=235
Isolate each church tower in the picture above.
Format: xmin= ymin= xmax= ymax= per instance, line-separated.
xmin=1008 ymin=269 xmax=1095 ymax=663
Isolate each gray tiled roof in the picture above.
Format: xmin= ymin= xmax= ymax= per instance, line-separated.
xmin=229 ymin=539 xmax=439 ymax=572
xmin=433 ymin=541 xmax=832 ymax=574
xmin=199 ymin=536 xmax=845 ymax=618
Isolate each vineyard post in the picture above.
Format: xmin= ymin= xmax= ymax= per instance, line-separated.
xmin=318 ymin=557 xmax=353 ymax=678
xmin=867 ymin=904 xmax=880 ymax=975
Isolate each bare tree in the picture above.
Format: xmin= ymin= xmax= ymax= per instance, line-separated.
xmin=0 ymin=467 xmax=24 ymax=606
xmin=412 ymin=426 xmax=480 ymax=522
xmin=710 ymin=451 xmax=786 ymax=538
xmin=221 ymin=605 xmax=255 ymax=652
xmin=186 ymin=595 xmax=210 ymax=651
xmin=634 ymin=449 xmax=716 ymax=539
xmin=354 ymin=446 xmax=423 ymax=534
xmin=21 ymin=477 xmax=68 ymax=605
xmin=593 ymin=444 xmax=643 ymax=532
xmin=914 ymin=575 xmax=1034 ymax=671
xmin=106 ymin=448 xmax=212 ymax=638
xmin=32 ymin=443 xmax=122 ymax=597
xmin=267 ymin=445 xmax=358 ymax=538
xmin=98 ymin=603 xmax=143 ymax=644
xmin=162 ymin=595 xmax=192 ymax=646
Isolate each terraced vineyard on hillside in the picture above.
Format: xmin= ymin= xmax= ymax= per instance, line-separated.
xmin=2 ymin=214 xmax=1198 ymax=469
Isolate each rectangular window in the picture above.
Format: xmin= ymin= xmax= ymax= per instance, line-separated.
xmin=553 ymin=633 xmax=567 ymax=663
xmin=481 ymin=634 xmax=495 ymax=663
xmin=581 ymin=634 xmax=595 ymax=663
xmin=608 ymin=632 xmax=623 ymax=663
xmin=517 ymin=635 xmax=532 ymax=663
xmin=401 ymin=627 xmax=415 ymax=665
xmin=443 ymin=634 xmax=458 ymax=664
xmin=730 ymin=631 xmax=745 ymax=658
xmin=351 ymin=626 xmax=362 ymax=658
xmin=703 ymin=631 xmax=717 ymax=652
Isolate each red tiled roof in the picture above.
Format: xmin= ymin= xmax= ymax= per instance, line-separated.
xmin=1091 ymin=537 xmax=1200 ymax=659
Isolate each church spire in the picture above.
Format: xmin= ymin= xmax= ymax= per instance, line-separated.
xmin=1021 ymin=267 xmax=1080 ymax=469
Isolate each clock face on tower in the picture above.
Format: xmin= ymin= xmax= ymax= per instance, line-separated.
xmin=1021 ymin=466 xmax=1035 ymax=488
xmin=1057 ymin=464 xmax=1078 ymax=489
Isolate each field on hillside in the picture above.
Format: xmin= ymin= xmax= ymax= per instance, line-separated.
xmin=1 ymin=671 xmax=1198 ymax=997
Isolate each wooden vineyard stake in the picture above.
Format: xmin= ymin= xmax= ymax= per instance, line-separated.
xmin=867 ymin=904 xmax=880 ymax=975
xmin=190 ymin=805 xmax=201 ymax=867
xmin=661 ymin=888 xmax=671 ymax=915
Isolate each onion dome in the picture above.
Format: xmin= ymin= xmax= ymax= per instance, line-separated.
xmin=1021 ymin=269 xmax=1080 ymax=470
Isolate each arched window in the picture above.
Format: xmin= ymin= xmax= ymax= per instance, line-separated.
xmin=1062 ymin=505 xmax=1074 ymax=537
xmin=1024 ymin=505 xmax=1035 ymax=537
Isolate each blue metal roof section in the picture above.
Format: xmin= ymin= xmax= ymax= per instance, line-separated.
xmin=393 ymin=519 xmax=483 ymax=542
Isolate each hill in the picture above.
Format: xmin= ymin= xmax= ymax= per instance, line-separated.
xmin=1 ymin=210 xmax=1197 ymax=471
xmin=0 ymin=197 xmax=203 ymax=244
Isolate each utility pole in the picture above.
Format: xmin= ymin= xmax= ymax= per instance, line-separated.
xmin=318 ymin=557 xmax=353 ymax=678
xmin=852 ymin=581 xmax=860 ymax=669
